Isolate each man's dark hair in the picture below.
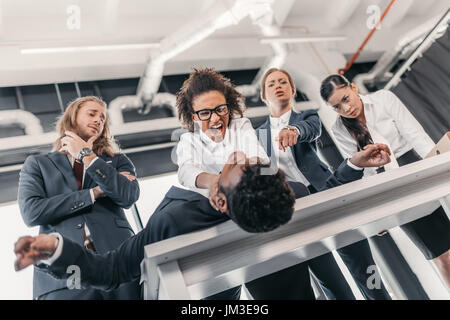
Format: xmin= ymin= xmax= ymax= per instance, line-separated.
xmin=176 ymin=68 xmax=245 ymax=132
xmin=221 ymin=165 xmax=296 ymax=233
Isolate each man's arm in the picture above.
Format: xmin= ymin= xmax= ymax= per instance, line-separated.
xmin=15 ymin=228 xmax=151 ymax=291
xmin=14 ymin=204 xmax=179 ymax=291
xmin=18 ymin=156 xmax=93 ymax=227
xmin=85 ymin=154 xmax=140 ymax=209
xmin=320 ymin=143 xmax=392 ymax=191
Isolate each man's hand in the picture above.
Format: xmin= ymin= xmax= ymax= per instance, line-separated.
xmin=92 ymin=172 xmax=134 ymax=200
xmin=349 ymin=143 xmax=391 ymax=168
xmin=275 ymin=127 xmax=299 ymax=152
xmin=59 ymin=131 xmax=98 ymax=160
xmin=92 ymin=186 xmax=105 ymax=199
xmin=14 ymin=234 xmax=58 ymax=271
xmin=120 ymin=171 xmax=136 ymax=182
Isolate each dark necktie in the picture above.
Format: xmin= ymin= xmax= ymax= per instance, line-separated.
xmin=73 ymin=160 xmax=83 ymax=190
xmin=73 ymin=160 xmax=95 ymax=252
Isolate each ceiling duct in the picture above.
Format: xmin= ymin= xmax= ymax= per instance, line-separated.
xmin=108 ymin=0 xmax=275 ymax=125
xmin=235 ymin=3 xmax=289 ymax=100
xmin=354 ymin=12 xmax=448 ymax=93
xmin=0 ymin=110 xmax=43 ymax=135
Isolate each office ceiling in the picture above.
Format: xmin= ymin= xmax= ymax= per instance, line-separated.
xmin=0 ymin=0 xmax=448 ymax=86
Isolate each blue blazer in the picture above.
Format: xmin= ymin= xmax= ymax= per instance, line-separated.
xmin=256 ymin=110 xmax=336 ymax=191
xmin=18 ymin=151 xmax=140 ymax=298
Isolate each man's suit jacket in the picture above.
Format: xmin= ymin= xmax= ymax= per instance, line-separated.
xmin=256 ymin=110 xmax=337 ymax=191
xmin=39 ymin=158 xmax=363 ymax=298
xmin=18 ymin=151 xmax=140 ymax=298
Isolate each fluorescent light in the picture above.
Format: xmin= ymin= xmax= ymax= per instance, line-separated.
xmin=21 ymin=43 xmax=160 ymax=55
xmin=260 ymin=35 xmax=347 ymax=44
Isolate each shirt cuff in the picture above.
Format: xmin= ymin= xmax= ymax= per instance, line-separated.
xmin=346 ymin=158 xmax=364 ymax=171
xmin=90 ymin=188 xmax=96 ymax=203
xmin=284 ymin=125 xmax=301 ymax=136
xmin=40 ymin=233 xmax=64 ymax=266
xmin=86 ymin=156 xmax=98 ymax=168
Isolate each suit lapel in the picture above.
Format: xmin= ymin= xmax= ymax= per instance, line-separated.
xmin=48 ymin=152 xmax=79 ymax=191
xmin=288 ymin=110 xmax=300 ymax=160
xmin=258 ymin=118 xmax=272 ymax=157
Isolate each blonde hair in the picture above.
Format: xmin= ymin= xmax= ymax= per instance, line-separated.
xmin=260 ymin=68 xmax=297 ymax=103
xmin=53 ymin=96 xmax=119 ymax=157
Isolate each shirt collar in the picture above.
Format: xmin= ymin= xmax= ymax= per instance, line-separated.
xmin=359 ymin=94 xmax=373 ymax=108
xmin=270 ymin=109 xmax=292 ymax=129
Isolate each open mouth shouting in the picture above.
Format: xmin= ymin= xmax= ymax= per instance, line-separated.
xmin=206 ymin=122 xmax=225 ymax=141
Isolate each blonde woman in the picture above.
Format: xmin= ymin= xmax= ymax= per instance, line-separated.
xmin=18 ymin=96 xmax=141 ymax=300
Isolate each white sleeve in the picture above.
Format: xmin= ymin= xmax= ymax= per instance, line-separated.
xmin=346 ymin=159 xmax=364 ymax=171
xmin=86 ymin=156 xmax=99 ymax=168
xmin=383 ymin=90 xmax=435 ymax=158
xmin=331 ymin=121 xmax=359 ymax=159
xmin=40 ymin=233 xmax=64 ymax=266
xmin=176 ymin=133 xmax=204 ymax=189
xmin=86 ymin=157 xmax=99 ymax=203
xmin=237 ymin=118 xmax=270 ymax=164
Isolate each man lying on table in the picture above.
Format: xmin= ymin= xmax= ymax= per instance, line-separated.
xmin=14 ymin=144 xmax=391 ymax=299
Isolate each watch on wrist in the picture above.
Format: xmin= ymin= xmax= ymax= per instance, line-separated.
xmin=77 ymin=147 xmax=93 ymax=162
xmin=283 ymin=125 xmax=300 ymax=135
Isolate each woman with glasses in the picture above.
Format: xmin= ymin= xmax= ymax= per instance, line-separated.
xmin=176 ymin=68 xmax=268 ymax=209
xmin=321 ymin=74 xmax=450 ymax=289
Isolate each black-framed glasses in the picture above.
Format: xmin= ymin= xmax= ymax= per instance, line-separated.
xmin=193 ymin=104 xmax=229 ymax=121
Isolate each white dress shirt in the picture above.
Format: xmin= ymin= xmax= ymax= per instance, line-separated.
xmin=332 ymin=90 xmax=434 ymax=177
xmin=176 ymin=117 xmax=269 ymax=198
xmin=269 ymin=110 xmax=311 ymax=186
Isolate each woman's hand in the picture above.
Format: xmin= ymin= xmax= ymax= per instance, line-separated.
xmin=276 ymin=126 xmax=299 ymax=152
xmin=208 ymin=174 xmax=221 ymax=211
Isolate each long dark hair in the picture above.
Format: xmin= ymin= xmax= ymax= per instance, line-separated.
xmin=320 ymin=74 xmax=373 ymax=150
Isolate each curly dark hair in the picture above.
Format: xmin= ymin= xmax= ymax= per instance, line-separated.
xmin=176 ymin=68 xmax=246 ymax=132
xmin=221 ymin=165 xmax=296 ymax=233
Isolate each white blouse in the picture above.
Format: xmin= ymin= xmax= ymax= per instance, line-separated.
xmin=332 ymin=90 xmax=435 ymax=177
xmin=269 ymin=109 xmax=310 ymax=186
xmin=176 ymin=117 xmax=269 ymax=198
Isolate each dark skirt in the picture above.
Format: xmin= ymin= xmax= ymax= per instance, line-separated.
xmin=395 ymin=149 xmax=450 ymax=260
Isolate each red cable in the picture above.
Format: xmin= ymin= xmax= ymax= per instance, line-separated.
xmin=338 ymin=0 xmax=397 ymax=75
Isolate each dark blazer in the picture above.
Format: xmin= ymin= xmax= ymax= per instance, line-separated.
xmin=18 ymin=151 xmax=140 ymax=298
xmin=256 ymin=110 xmax=335 ymax=191
xmin=38 ymin=186 xmax=227 ymax=293
xmin=39 ymin=159 xmax=363 ymax=297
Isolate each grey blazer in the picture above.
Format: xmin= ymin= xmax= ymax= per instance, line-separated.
xmin=18 ymin=151 xmax=140 ymax=298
